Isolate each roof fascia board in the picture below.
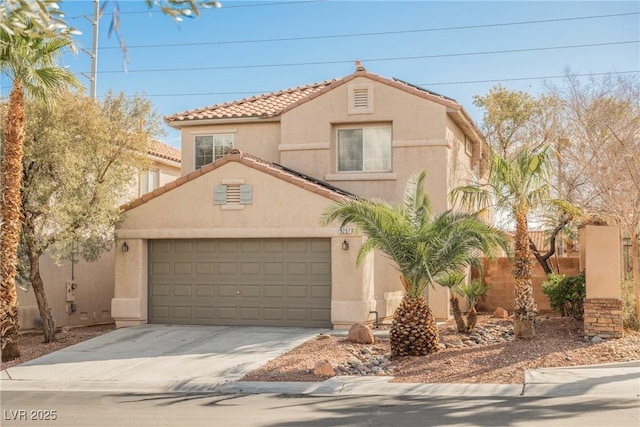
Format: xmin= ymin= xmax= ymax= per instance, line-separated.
xmin=167 ymin=116 xmax=281 ymax=129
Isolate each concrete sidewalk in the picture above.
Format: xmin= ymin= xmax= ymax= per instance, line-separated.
xmin=1 ymin=325 xmax=638 ymax=398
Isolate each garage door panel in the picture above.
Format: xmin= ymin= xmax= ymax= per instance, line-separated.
xmin=264 ymin=285 xmax=284 ymax=298
xmin=173 ymin=284 xmax=192 ymax=297
xmin=174 ymin=241 xmax=193 ymax=253
xmin=287 ymin=263 xmax=308 ymax=275
xmin=217 ymin=307 xmax=237 ymax=320
xmin=195 ymin=285 xmax=214 ymax=297
xmin=172 ymin=307 xmax=192 ymax=319
xmin=151 ymin=284 xmax=170 ymax=297
xmin=194 ymin=307 xmax=214 ymax=320
xmin=195 ymin=241 xmax=215 ymax=253
xmin=263 ymin=240 xmax=285 ymax=253
xmin=149 ymin=239 xmax=331 ymax=327
xmin=196 ymin=262 xmax=214 ymax=275
xmin=151 ymin=262 xmax=171 ymax=275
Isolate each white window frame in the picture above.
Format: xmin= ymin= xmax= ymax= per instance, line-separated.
xmin=139 ymin=169 xmax=160 ymax=196
xmin=194 ymin=134 xmax=234 ymax=169
xmin=336 ymin=126 xmax=392 ymax=173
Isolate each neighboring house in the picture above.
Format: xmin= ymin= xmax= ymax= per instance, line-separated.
xmin=111 ymin=64 xmax=487 ymax=329
xmin=18 ymin=141 xmax=181 ymax=330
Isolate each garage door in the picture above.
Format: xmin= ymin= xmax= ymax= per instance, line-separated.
xmin=148 ymin=238 xmax=331 ymax=327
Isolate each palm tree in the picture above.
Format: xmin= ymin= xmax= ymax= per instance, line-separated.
xmin=323 ymin=171 xmax=509 ymax=356
xmin=1 ymin=23 xmax=80 ymax=360
xmin=451 ymin=147 xmax=551 ymax=339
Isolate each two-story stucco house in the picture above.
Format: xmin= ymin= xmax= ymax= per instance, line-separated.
xmin=111 ymin=64 xmax=486 ymax=329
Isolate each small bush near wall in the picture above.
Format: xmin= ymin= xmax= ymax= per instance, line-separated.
xmin=621 ymin=279 xmax=640 ymax=330
xmin=542 ymin=272 xmax=586 ymax=320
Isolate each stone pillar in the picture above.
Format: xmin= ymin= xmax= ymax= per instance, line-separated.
xmin=582 ymin=225 xmax=624 ymax=339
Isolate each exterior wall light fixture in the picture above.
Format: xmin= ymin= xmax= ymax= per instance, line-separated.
xmin=342 ymin=240 xmax=349 ymax=251
xmin=121 ymin=242 xmax=129 ymax=253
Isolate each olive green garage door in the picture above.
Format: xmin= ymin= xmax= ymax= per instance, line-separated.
xmin=148 ymin=238 xmax=332 ymax=327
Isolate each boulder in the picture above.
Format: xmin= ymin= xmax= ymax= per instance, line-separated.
xmin=313 ymin=360 xmax=335 ymax=377
xmin=493 ymin=307 xmax=509 ymax=318
xmin=347 ymin=323 xmax=375 ymax=344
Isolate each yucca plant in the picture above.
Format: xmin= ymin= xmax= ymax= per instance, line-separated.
xmin=323 ymin=171 xmax=510 ymax=356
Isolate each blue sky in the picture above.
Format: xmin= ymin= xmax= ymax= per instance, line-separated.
xmin=2 ymin=1 xmax=638 ymax=148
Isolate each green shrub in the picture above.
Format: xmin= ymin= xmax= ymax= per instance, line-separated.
xmin=542 ymin=272 xmax=586 ymax=320
xmin=621 ymin=279 xmax=640 ymax=330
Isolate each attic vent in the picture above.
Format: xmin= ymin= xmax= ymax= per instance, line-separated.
xmin=353 ymin=88 xmax=369 ymax=108
xmin=214 ymin=183 xmax=253 ymax=206
xmin=227 ymin=184 xmax=241 ymax=204
xmin=348 ymin=83 xmax=373 ymax=114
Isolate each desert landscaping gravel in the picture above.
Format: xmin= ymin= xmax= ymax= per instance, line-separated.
xmin=242 ymin=314 xmax=640 ymax=384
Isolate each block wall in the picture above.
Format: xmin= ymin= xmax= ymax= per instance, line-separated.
xmin=477 ymin=257 xmax=580 ymax=313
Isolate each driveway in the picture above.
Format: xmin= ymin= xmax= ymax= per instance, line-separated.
xmin=1 ymin=325 xmax=324 ymax=392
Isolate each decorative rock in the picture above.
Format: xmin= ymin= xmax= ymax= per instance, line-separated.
xmin=313 ymin=360 xmax=335 ymax=377
xmin=591 ymin=335 xmax=604 ymax=344
xmin=316 ymin=334 xmax=331 ymax=340
xmin=348 ymin=323 xmax=375 ymax=344
xmin=493 ymin=307 xmax=509 ymax=318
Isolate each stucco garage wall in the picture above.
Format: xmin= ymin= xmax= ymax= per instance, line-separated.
xmin=114 ymin=160 xmax=397 ymax=328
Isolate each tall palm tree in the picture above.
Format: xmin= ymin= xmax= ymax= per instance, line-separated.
xmin=451 ymin=147 xmax=551 ymax=339
xmin=323 ymin=171 xmax=509 ymax=356
xmin=1 ymin=23 xmax=80 ymax=360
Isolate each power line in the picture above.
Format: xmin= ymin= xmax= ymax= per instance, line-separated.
xmin=95 ymin=11 xmax=640 ymax=50
xmin=67 ymin=0 xmax=323 ymax=20
xmin=3 ymin=70 xmax=638 ymax=98
xmin=126 ymin=70 xmax=640 ymax=97
xmin=91 ymin=40 xmax=640 ymax=74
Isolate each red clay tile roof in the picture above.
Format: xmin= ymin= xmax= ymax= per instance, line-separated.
xmin=148 ymin=140 xmax=181 ymax=163
xmin=165 ymin=80 xmax=337 ymax=123
xmin=165 ymin=68 xmax=469 ymax=126
xmin=121 ymin=149 xmax=354 ymax=212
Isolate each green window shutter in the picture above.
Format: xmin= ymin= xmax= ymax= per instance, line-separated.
xmin=214 ymin=185 xmax=227 ymax=205
xmin=239 ymin=184 xmax=253 ymax=205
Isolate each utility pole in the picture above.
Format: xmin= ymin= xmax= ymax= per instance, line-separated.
xmin=81 ymin=0 xmax=99 ymax=99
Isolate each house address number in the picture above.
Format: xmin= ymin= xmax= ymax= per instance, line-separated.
xmin=339 ymin=227 xmax=354 ymax=235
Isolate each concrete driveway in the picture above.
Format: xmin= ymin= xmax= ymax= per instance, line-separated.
xmin=1 ymin=325 xmax=325 ymax=392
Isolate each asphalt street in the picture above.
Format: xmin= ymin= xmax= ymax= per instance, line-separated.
xmin=2 ymin=390 xmax=639 ymax=427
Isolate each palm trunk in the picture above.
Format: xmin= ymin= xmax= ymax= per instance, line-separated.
xmin=466 ymin=306 xmax=478 ymax=332
xmin=512 ymin=209 xmax=536 ymax=339
xmin=390 ymin=294 xmax=440 ymax=356
xmin=1 ymin=83 xmax=26 ymax=361
xmin=450 ymin=295 xmax=468 ymax=333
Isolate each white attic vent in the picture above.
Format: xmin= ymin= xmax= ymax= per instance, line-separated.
xmin=214 ymin=182 xmax=253 ymax=207
xmin=353 ymin=88 xmax=369 ymax=108
xmin=348 ymin=83 xmax=373 ymax=114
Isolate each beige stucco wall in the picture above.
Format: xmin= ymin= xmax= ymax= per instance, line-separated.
xmin=114 ymin=161 xmax=400 ymax=328
xmin=179 ymin=121 xmax=281 ymax=175
xmin=582 ymin=225 xmax=622 ymax=299
xmin=278 ymin=77 xmax=455 ymax=210
xmin=17 ymin=248 xmax=115 ymax=330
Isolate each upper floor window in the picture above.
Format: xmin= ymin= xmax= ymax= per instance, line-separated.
xmin=195 ymin=134 xmax=234 ymax=169
xmin=337 ymin=126 xmax=391 ymax=172
xmin=139 ymin=169 xmax=159 ymax=196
